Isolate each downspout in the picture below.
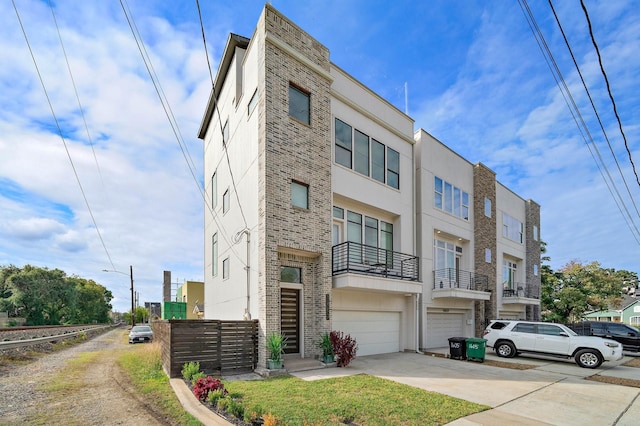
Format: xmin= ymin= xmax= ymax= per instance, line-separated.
xmin=234 ymin=228 xmax=251 ymax=320
xmin=412 ymin=140 xmax=423 ymax=354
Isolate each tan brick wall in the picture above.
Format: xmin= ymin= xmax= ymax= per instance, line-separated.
xmin=525 ymin=199 xmax=541 ymax=320
xmin=256 ymin=5 xmax=333 ymax=365
xmin=473 ymin=163 xmax=497 ymax=335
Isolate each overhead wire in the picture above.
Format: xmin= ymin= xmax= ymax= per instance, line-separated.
xmin=12 ymin=0 xmax=118 ymax=270
xmin=579 ymin=0 xmax=640 ymax=188
xmin=518 ymin=0 xmax=640 ymax=244
xmin=195 ymin=0 xmax=249 ymax=231
xmin=119 ymin=0 xmax=246 ymax=264
xmin=548 ymin=0 xmax=640 ymax=221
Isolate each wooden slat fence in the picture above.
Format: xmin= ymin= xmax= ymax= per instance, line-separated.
xmin=153 ymin=319 xmax=258 ymax=378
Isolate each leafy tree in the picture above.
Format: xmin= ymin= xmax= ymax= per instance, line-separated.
xmin=134 ymin=306 xmax=149 ymax=324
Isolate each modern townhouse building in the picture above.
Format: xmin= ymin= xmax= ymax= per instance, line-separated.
xmin=198 ymin=4 xmax=540 ymax=366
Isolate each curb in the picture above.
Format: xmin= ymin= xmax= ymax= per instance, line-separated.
xmin=169 ymin=378 xmax=234 ymax=425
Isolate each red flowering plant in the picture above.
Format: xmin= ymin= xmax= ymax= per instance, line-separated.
xmin=192 ymin=376 xmax=227 ymax=401
xmin=329 ymin=330 xmax=358 ymax=367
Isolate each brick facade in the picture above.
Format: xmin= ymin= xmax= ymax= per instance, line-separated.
xmin=525 ymin=200 xmax=541 ymax=321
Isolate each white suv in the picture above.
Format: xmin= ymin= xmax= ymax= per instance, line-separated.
xmin=482 ymin=320 xmax=623 ymax=368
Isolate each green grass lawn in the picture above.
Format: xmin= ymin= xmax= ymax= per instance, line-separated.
xmin=226 ymin=373 xmax=489 ymax=425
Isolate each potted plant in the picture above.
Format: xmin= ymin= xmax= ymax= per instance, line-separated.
xmin=319 ymin=332 xmax=334 ymax=364
xmin=266 ymin=331 xmax=287 ymax=369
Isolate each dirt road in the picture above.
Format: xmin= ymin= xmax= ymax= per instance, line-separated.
xmin=0 ymin=327 xmax=175 ymax=425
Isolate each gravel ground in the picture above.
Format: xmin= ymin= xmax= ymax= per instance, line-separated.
xmin=0 ymin=327 xmax=174 ymax=425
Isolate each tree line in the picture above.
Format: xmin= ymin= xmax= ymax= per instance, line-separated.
xmin=540 ymin=242 xmax=639 ymax=323
xmin=0 ymin=264 xmax=113 ymax=325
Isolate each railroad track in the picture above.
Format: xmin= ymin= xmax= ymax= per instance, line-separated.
xmin=0 ymin=324 xmax=115 ymax=351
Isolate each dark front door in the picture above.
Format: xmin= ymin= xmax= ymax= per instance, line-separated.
xmin=280 ymin=288 xmax=300 ymax=354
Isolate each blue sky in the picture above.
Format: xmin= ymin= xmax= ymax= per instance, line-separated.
xmin=1 ymin=0 xmax=639 ymax=312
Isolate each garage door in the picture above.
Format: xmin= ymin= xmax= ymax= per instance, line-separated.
xmin=333 ymin=310 xmax=400 ymax=356
xmin=426 ymin=313 xmax=464 ymax=348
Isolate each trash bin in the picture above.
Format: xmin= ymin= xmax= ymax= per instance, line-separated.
xmin=465 ymin=337 xmax=487 ymax=362
xmin=448 ymin=337 xmax=467 ymax=360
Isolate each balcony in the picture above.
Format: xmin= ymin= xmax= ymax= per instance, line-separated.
xmin=432 ymin=268 xmax=491 ymax=301
xmin=332 ymin=242 xmax=421 ymax=294
xmin=502 ymin=282 xmax=540 ymax=305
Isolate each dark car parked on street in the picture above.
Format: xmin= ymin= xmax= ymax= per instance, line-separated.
xmin=568 ymin=321 xmax=640 ymax=352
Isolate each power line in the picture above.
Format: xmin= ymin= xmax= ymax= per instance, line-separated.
xmin=548 ymin=0 xmax=640 ymax=221
xmin=12 ymin=0 xmax=117 ymax=270
xmin=518 ymin=0 xmax=640 ymax=244
xmin=579 ymin=0 xmax=640 ymax=188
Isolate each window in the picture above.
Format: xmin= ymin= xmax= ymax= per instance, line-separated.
xmin=334 ymin=117 xmax=399 ymax=189
xmin=354 ymin=130 xmax=370 ymax=176
xmin=503 ymin=259 xmax=517 ymax=289
xmin=387 ymin=148 xmax=399 ymax=189
xmin=485 ymin=248 xmax=491 ymax=263
xmin=247 ymin=89 xmax=258 ymax=116
xmin=222 ymin=119 xmax=229 ymax=146
xmin=484 ymin=198 xmax=492 ymax=218
xmin=434 ymin=176 xmax=469 ymax=220
xmin=533 ymin=264 xmax=539 ymax=276
xmin=333 ymin=206 xmax=344 ymax=219
xmin=538 ymin=324 xmax=563 ymax=336
xmin=335 ymin=118 xmax=352 ymax=168
xmin=223 ymin=188 xmax=230 ymax=214
xmin=371 ymin=139 xmax=385 ymax=183
xmin=533 ymin=225 xmax=539 ymax=241
xmin=289 ymin=84 xmax=310 ymax=124
xmin=211 ymin=172 xmax=217 ymax=209
xmin=513 ymin=323 xmax=535 ymax=333
xmin=503 ymin=213 xmax=524 ymax=243
xmin=212 ymin=233 xmax=218 ymax=276
xmin=280 ymin=266 xmax=301 ymax=283
xmin=291 ymin=181 xmax=309 ymax=209
xmin=434 ymin=239 xmax=455 ymax=272
xmin=222 ymin=257 xmax=230 ymax=279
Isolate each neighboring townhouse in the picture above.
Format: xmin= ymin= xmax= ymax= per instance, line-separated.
xmin=198 ymin=4 xmax=540 ymax=366
xmin=176 ymin=280 xmax=205 ymax=320
xmin=584 ymin=296 xmax=640 ymax=325
xmin=415 ymin=131 xmax=541 ymax=347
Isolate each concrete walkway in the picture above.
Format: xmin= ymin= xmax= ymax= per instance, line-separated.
xmin=291 ymin=351 xmax=640 ymax=425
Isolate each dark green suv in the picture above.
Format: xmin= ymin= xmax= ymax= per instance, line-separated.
xmin=568 ymin=321 xmax=640 ymax=352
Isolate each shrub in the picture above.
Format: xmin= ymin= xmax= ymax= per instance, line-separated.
xmin=181 ymin=361 xmax=201 ymax=382
xmin=244 ymin=405 xmax=265 ymax=424
xmin=193 ymin=376 xmax=226 ymax=401
xmin=226 ymin=398 xmax=245 ymax=419
xmin=329 ymin=330 xmax=358 ymax=367
xmin=190 ymin=371 xmax=206 ymax=385
xmin=263 ymin=412 xmax=277 ymax=426
xmin=206 ymin=389 xmax=225 ymax=406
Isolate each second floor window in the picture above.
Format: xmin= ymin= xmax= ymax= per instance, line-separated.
xmin=289 ymin=84 xmax=310 ymax=124
xmin=291 ymin=181 xmax=309 ymax=209
xmin=503 ymin=213 xmax=523 ymax=243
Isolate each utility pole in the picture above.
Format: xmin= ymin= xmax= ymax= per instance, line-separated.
xmin=130 ymin=265 xmax=135 ymax=327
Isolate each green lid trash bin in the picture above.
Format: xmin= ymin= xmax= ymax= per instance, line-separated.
xmin=465 ymin=337 xmax=487 ymax=362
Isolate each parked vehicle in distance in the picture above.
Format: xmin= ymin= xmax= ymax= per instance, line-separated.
xmin=482 ymin=320 xmax=623 ymax=368
xmin=567 ymin=321 xmax=640 ymax=353
xmin=128 ymin=325 xmax=153 ymax=344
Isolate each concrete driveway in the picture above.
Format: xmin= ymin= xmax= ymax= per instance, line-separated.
xmin=291 ymin=351 xmax=640 ymax=425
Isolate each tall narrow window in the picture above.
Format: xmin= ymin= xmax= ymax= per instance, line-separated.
xmin=289 ymin=84 xmax=310 ymax=124
xmin=222 ymin=119 xmax=229 ymax=146
xmin=211 ymin=172 xmax=217 ymax=209
xmin=533 ymin=225 xmax=539 ymax=241
xmin=503 ymin=260 xmax=517 ymax=289
xmin=371 ymin=139 xmax=385 ymax=183
xmin=484 ymin=198 xmax=491 ymax=218
xmin=247 ymin=89 xmax=258 ymax=116
xmin=347 ymin=211 xmax=362 ymax=264
xmin=212 ymin=233 xmax=218 ymax=276
xmin=354 ymin=130 xmax=370 ymax=176
xmin=223 ymin=189 xmax=230 ymax=214
xmin=364 ymin=216 xmax=378 ymax=264
xmin=291 ymin=181 xmax=309 ymax=209
xmin=387 ymin=148 xmax=399 ymax=189
xmin=222 ymin=257 xmax=230 ymax=279
xmin=335 ymin=118 xmax=352 ymax=168
xmin=434 ymin=177 xmax=443 ymax=209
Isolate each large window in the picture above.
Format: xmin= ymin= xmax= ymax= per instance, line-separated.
xmin=336 ymin=207 xmax=394 ymax=264
xmin=291 ymin=181 xmax=309 ymax=209
xmin=212 ymin=233 xmax=218 ymax=276
xmin=289 ymin=84 xmax=310 ymax=124
xmin=335 ymin=118 xmax=352 ymax=168
xmin=434 ymin=176 xmax=469 ymax=220
xmin=334 ymin=118 xmax=399 ymax=189
xmin=280 ymin=266 xmax=301 ymax=283
xmin=503 ymin=259 xmax=518 ymax=290
xmin=503 ymin=213 xmax=523 ymax=243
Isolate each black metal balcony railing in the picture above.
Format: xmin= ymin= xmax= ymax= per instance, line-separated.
xmin=433 ymin=268 xmax=489 ymax=291
xmin=503 ymin=282 xmax=540 ymax=299
xmin=332 ymin=241 xmax=419 ymax=281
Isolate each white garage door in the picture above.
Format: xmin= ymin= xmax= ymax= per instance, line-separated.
xmin=333 ymin=310 xmax=400 ymax=356
xmin=426 ymin=313 xmax=465 ymax=348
